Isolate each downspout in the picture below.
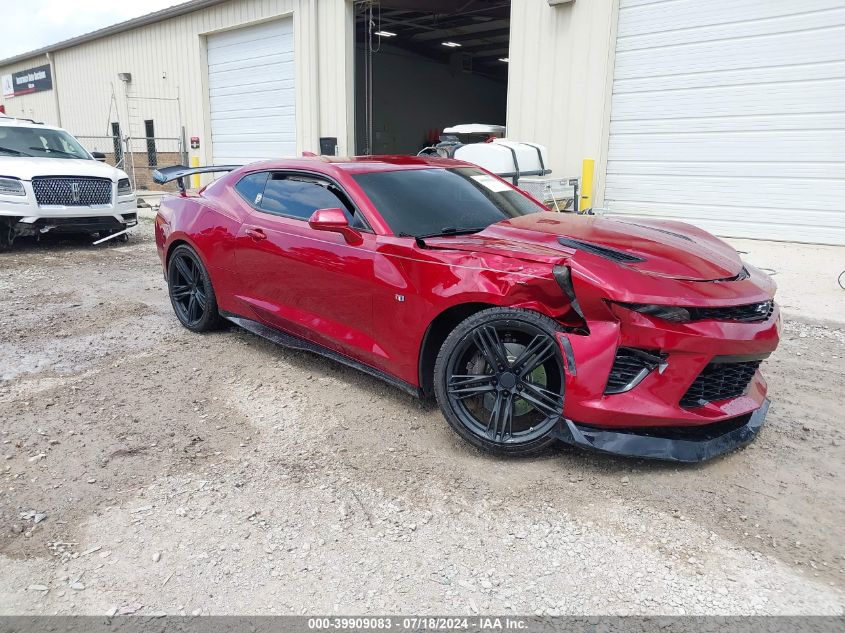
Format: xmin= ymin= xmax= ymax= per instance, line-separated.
xmin=45 ymin=52 xmax=62 ymax=126
xmin=309 ymin=0 xmax=321 ymax=153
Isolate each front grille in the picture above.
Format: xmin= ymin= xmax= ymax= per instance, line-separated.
xmin=680 ymin=360 xmax=762 ymax=408
xmin=605 ymin=348 xmax=663 ymax=394
xmin=688 ymin=300 xmax=774 ymax=323
xmin=32 ymin=177 xmax=113 ymax=206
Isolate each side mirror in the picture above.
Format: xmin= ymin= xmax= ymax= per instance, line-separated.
xmin=308 ymin=208 xmax=362 ymax=244
xmin=91 ymin=151 xmax=107 ymax=162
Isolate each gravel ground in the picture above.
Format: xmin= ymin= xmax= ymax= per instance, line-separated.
xmin=0 ymin=220 xmax=843 ymax=616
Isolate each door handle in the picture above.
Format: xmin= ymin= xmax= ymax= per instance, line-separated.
xmin=245 ymin=227 xmax=267 ymax=241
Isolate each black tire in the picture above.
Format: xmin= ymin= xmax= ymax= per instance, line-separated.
xmin=0 ymin=218 xmax=16 ymax=251
xmin=167 ymin=244 xmax=223 ymax=332
xmin=434 ymin=307 xmax=566 ymax=457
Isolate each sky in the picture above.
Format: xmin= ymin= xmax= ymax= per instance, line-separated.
xmin=0 ymin=0 xmax=184 ymax=61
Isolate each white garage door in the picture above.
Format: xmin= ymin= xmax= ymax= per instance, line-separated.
xmin=207 ymin=18 xmax=296 ymax=165
xmin=604 ymin=0 xmax=845 ymax=245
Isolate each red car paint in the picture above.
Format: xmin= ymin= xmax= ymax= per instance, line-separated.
xmin=155 ymin=155 xmax=779 ymax=431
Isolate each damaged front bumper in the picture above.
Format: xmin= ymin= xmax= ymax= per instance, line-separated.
xmin=554 ymin=399 xmax=768 ymax=463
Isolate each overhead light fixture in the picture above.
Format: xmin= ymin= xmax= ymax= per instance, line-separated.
xmin=374 ymin=30 xmax=396 ymax=37
xmin=442 ymin=41 xmax=462 ymax=48
xmin=499 ymin=57 xmax=510 ymax=63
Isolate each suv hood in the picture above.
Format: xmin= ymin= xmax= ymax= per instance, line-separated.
xmin=422 ymin=212 xmax=743 ymax=282
xmin=0 ymin=156 xmax=127 ymax=181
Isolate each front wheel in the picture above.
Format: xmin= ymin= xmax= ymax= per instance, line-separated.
xmin=0 ymin=217 xmax=16 ymax=251
xmin=434 ymin=308 xmax=566 ymax=456
xmin=167 ymin=244 xmax=222 ymax=332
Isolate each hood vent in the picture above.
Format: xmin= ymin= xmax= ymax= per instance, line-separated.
xmin=557 ymin=237 xmax=646 ymax=264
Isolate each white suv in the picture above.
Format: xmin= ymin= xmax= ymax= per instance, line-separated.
xmin=0 ymin=115 xmax=137 ymax=248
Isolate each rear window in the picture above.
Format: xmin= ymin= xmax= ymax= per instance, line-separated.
xmin=351 ymin=167 xmax=544 ymax=237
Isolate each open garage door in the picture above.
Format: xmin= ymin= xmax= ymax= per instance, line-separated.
xmin=355 ymin=1 xmax=510 ymax=156
xmin=604 ymin=0 xmax=845 ymax=245
xmin=207 ymin=18 xmax=296 ymax=165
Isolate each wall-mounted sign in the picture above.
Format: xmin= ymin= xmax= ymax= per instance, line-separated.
xmin=190 ymin=136 xmax=200 ymax=149
xmin=2 ymin=64 xmax=53 ymax=98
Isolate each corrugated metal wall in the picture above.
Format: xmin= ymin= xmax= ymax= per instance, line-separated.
xmin=0 ymin=0 xmax=353 ymax=163
xmin=506 ymin=0 xmax=618 ymax=188
xmin=604 ymin=0 xmax=845 ymax=245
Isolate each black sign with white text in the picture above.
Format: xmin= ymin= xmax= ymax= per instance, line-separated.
xmin=2 ymin=64 xmax=53 ymax=98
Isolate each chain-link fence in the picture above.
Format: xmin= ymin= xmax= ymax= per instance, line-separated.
xmin=74 ymin=134 xmax=186 ymax=192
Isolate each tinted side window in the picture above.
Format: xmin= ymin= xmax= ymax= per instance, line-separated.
xmin=235 ymin=172 xmax=269 ymax=207
xmin=260 ymin=175 xmax=350 ymax=221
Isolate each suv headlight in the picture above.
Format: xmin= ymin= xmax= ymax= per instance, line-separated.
xmin=0 ymin=176 xmax=25 ymax=196
xmin=117 ymin=178 xmax=133 ymax=196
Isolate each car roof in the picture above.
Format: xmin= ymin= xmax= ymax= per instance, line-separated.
xmin=239 ymin=154 xmax=473 ymax=178
xmin=0 ymin=115 xmax=63 ymax=132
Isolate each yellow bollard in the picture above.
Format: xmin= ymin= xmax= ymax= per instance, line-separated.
xmin=580 ymin=159 xmax=594 ymax=213
xmin=190 ymin=155 xmax=200 ymax=190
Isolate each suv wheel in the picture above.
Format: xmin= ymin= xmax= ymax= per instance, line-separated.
xmin=0 ymin=218 xmax=16 ymax=251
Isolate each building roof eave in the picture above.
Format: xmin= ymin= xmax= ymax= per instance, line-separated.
xmin=0 ymin=0 xmax=230 ymax=68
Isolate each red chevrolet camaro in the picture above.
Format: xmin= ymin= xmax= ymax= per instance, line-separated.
xmin=153 ymin=155 xmax=780 ymax=462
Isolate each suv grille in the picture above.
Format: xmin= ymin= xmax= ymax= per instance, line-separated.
xmin=688 ymin=301 xmax=774 ymax=323
xmin=32 ymin=177 xmax=113 ymax=206
xmin=680 ymin=360 xmax=762 ymax=408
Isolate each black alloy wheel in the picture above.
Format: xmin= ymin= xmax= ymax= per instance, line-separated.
xmin=167 ymin=244 xmax=222 ymax=332
xmin=434 ymin=308 xmax=566 ymax=456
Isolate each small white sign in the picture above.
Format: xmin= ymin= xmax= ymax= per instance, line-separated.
xmin=1 ymin=74 xmax=13 ymax=98
xmin=471 ymin=174 xmax=511 ymax=193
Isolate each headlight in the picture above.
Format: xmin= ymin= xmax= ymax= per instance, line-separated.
xmin=615 ymin=302 xmax=691 ymax=323
xmin=117 ymin=178 xmax=133 ymax=196
xmin=0 ymin=176 xmax=25 ymax=196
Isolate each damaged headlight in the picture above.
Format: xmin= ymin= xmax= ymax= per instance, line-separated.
xmin=117 ymin=178 xmax=133 ymax=196
xmin=614 ymin=302 xmax=691 ymax=323
xmin=0 ymin=176 xmax=25 ymax=196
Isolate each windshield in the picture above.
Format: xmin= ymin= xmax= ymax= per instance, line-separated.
xmin=0 ymin=125 xmax=91 ymax=160
xmin=351 ymin=167 xmax=544 ymax=237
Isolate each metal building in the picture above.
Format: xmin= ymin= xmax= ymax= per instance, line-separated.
xmin=2 ymin=0 xmax=843 ymax=244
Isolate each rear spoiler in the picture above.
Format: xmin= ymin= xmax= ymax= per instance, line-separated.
xmin=152 ymin=164 xmax=241 ymax=193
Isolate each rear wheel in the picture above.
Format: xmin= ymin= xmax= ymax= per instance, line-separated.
xmin=434 ymin=308 xmax=566 ymax=456
xmin=167 ymin=244 xmax=222 ymax=332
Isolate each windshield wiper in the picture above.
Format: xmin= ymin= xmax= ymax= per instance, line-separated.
xmin=0 ymin=146 xmax=32 ymax=156
xmin=411 ymin=226 xmax=488 ymax=240
xmin=28 ymin=146 xmax=80 ymax=158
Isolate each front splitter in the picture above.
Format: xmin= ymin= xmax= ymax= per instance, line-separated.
xmin=556 ymin=399 xmax=769 ymax=463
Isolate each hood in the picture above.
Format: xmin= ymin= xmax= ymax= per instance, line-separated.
xmin=422 ymin=212 xmax=743 ymax=281
xmin=0 ymin=156 xmax=127 ymax=181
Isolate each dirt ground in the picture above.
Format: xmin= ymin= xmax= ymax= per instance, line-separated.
xmin=1 ymin=220 xmax=843 ymax=616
